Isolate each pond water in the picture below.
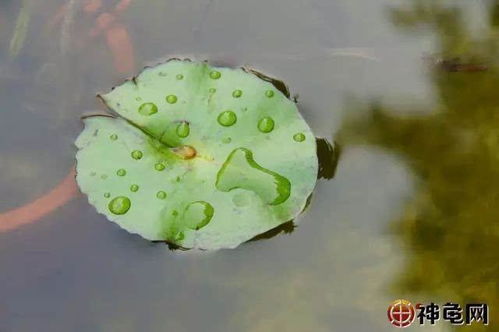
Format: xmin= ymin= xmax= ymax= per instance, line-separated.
xmin=0 ymin=0 xmax=496 ymax=331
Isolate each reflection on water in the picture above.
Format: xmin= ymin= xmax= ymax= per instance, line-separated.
xmin=0 ymin=0 xmax=496 ymax=331
xmin=341 ymin=1 xmax=499 ymax=330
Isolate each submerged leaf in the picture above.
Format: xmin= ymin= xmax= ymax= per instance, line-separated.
xmin=75 ymin=60 xmax=318 ymax=249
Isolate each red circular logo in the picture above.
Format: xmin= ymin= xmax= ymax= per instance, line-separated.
xmin=387 ymin=299 xmax=416 ymax=328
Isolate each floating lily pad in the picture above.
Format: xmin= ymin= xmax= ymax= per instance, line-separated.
xmin=75 ymin=60 xmax=318 ymax=249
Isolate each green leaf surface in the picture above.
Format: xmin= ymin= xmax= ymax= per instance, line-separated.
xmin=75 ymin=60 xmax=318 ymax=249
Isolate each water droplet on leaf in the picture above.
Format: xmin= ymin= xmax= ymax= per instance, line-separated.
xmin=216 ymin=148 xmax=291 ymax=205
xmin=258 ymin=117 xmax=275 ymax=133
xmin=183 ymin=201 xmax=214 ymax=230
xmin=217 ymin=111 xmax=237 ymax=127
xmin=232 ymin=89 xmax=242 ymax=98
xmin=130 ymin=184 xmax=139 ymax=192
xmin=131 ymin=150 xmax=143 ymax=160
xmin=166 ymin=95 xmax=178 ymax=104
xmin=116 ymin=169 xmax=126 ymax=176
xmin=108 ymin=196 xmax=131 ymax=215
xmin=293 ymin=133 xmax=305 ymax=142
xmin=265 ymin=90 xmax=274 ymax=98
xmin=155 ymin=163 xmax=165 ymax=171
xmin=156 ymin=191 xmax=167 ymax=199
xmin=176 ymin=122 xmax=190 ymax=138
xmin=210 ymin=71 xmax=221 ymax=79
xmin=138 ymin=103 xmax=158 ymax=116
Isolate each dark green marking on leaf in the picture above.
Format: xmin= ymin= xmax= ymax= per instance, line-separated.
xmin=293 ymin=133 xmax=305 ymax=142
xmin=232 ymin=89 xmax=243 ymax=98
xmin=209 ymin=71 xmax=221 ymax=79
xmin=176 ymin=121 xmax=190 ymax=138
xmin=116 ymin=169 xmax=126 ymax=176
xmin=258 ymin=117 xmax=275 ymax=133
xmin=183 ymin=201 xmax=215 ymax=230
xmin=138 ymin=102 xmax=158 ymax=116
xmin=130 ymin=184 xmax=139 ymax=192
xmin=108 ymin=196 xmax=131 ymax=215
xmin=216 ymin=148 xmax=291 ymax=205
xmin=217 ymin=111 xmax=237 ymax=127
xmin=131 ymin=150 xmax=143 ymax=160
xmin=156 ymin=191 xmax=167 ymax=199
xmin=166 ymin=95 xmax=178 ymax=104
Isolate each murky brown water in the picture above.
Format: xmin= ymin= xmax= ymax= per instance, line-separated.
xmin=1 ymin=0 xmax=496 ymax=331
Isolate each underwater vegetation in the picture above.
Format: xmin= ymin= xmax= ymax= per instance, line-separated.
xmin=75 ymin=60 xmax=318 ymax=249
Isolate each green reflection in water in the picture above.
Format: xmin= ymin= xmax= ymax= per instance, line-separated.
xmin=340 ymin=1 xmax=499 ymax=328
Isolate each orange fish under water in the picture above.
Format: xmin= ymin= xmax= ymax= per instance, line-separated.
xmin=51 ymin=0 xmax=135 ymax=74
xmin=0 ymin=168 xmax=79 ymax=232
xmin=0 ymin=0 xmax=138 ymax=233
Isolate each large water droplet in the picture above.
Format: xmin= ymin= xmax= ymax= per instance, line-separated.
xmin=293 ymin=133 xmax=305 ymax=142
xmin=138 ymin=103 xmax=158 ymax=116
xmin=258 ymin=117 xmax=275 ymax=133
xmin=131 ymin=150 xmax=143 ymax=160
xmin=216 ymin=148 xmax=291 ymax=205
xmin=108 ymin=196 xmax=131 ymax=215
xmin=130 ymin=184 xmax=139 ymax=192
xmin=116 ymin=169 xmax=126 ymax=176
xmin=210 ymin=71 xmax=221 ymax=79
xmin=176 ymin=122 xmax=190 ymax=138
xmin=183 ymin=201 xmax=214 ymax=230
xmin=265 ymin=90 xmax=275 ymax=98
xmin=156 ymin=191 xmax=167 ymax=199
xmin=155 ymin=163 xmax=165 ymax=171
xmin=232 ymin=89 xmax=242 ymax=98
xmin=217 ymin=111 xmax=237 ymax=127
xmin=166 ymin=95 xmax=178 ymax=104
